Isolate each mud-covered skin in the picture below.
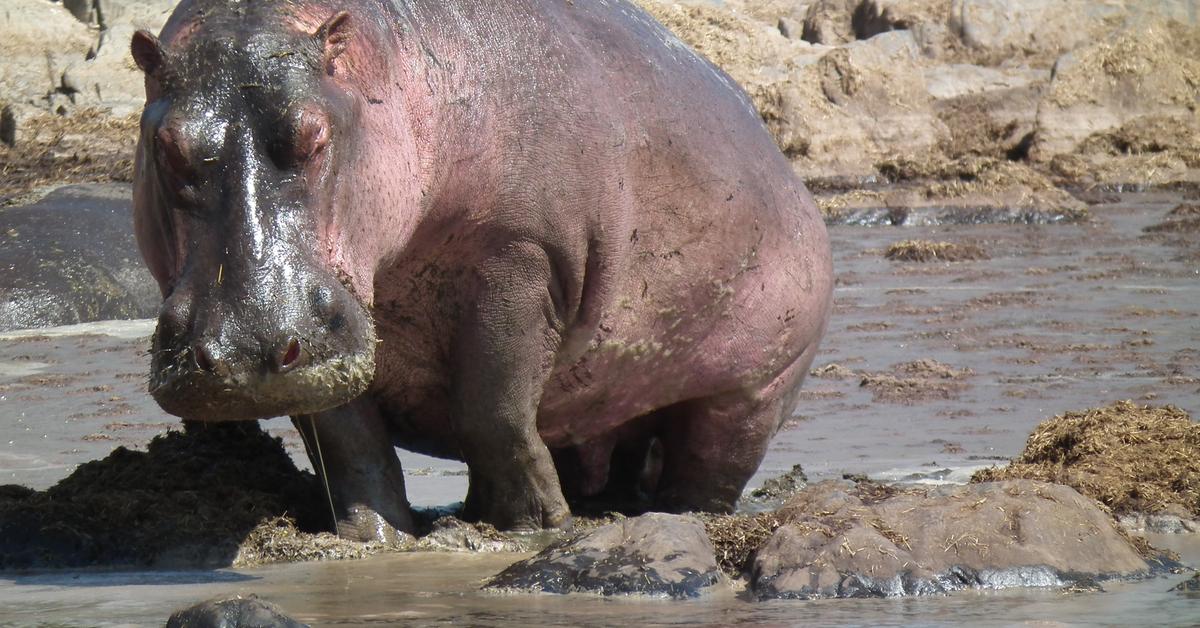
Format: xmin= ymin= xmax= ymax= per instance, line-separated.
xmin=133 ymin=0 xmax=833 ymax=537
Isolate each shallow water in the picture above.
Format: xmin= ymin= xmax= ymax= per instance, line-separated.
xmin=1 ymin=191 xmax=1198 ymax=624
xmin=2 ymin=535 xmax=1198 ymax=627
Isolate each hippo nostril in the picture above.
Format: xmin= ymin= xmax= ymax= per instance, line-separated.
xmin=274 ymin=337 xmax=304 ymax=373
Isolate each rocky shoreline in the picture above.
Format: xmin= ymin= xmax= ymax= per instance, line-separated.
xmin=3 ymin=1 xmax=1199 ymax=210
xmin=1 ymin=400 xmax=1195 ymax=602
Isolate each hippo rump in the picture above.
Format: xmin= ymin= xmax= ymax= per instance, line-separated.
xmin=131 ymin=0 xmax=833 ymax=539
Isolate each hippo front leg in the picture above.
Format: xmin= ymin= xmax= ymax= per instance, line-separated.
xmin=292 ymin=397 xmax=415 ymax=542
xmin=454 ymin=243 xmax=571 ymax=531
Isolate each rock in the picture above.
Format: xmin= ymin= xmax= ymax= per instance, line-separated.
xmin=925 ymin=63 xmax=1049 ymax=161
xmin=63 ymin=23 xmax=154 ymax=115
xmin=0 ymin=103 xmax=41 ymax=148
xmin=762 ymin=32 xmax=947 ymax=176
xmin=1119 ymin=512 xmax=1200 ymax=535
xmin=947 ymin=0 xmax=1105 ymax=66
xmin=0 ymin=0 xmax=95 ymax=108
xmin=924 ymin=64 xmax=1048 ymax=102
xmin=751 ymin=480 xmax=1154 ymax=600
xmin=748 ymin=463 xmax=809 ymax=503
xmin=485 ymin=513 xmax=728 ymax=599
xmin=61 ymin=2 xmax=175 ymax=115
xmin=0 ymin=184 xmax=159 ymax=331
xmin=801 ymin=0 xmax=859 ymax=45
xmin=1171 ymin=573 xmax=1200 ymax=593
xmin=166 ymin=595 xmax=308 ymax=628
xmin=1 ymin=1 xmax=172 ymax=115
xmin=856 ymin=0 xmax=956 ymax=57
xmin=1031 ymin=19 xmax=1200 ymax=166
xmin=777 ymin=16 xmax=802 ymax=39
xmin=726 ymin=0 xmax=811 ymax=27
xmin=818 ymin=156 xmax=1087 ymax=223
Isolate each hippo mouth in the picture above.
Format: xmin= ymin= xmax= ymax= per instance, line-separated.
xmin=148 ymin=318 xmax=377 ymax=422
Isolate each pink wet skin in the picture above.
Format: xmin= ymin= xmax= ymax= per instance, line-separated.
xmin=132 ymin=0 xmax=833 ymax=538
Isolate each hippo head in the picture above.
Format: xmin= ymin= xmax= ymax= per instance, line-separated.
xmin=131 ymin=7 xmax=376 ymax=421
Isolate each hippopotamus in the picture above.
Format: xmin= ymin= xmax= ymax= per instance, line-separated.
xmin=131 ymin=0 xmax=833 ymax=540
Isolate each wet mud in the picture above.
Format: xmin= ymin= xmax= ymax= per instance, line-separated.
xmin=0 ymin=422 xmax=327 ymax=569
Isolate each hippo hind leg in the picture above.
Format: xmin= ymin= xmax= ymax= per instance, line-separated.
xmin=292 ymin=397 xmax=416 ymax=543
xmin=652 ymin=349 xmax=815 ymax=513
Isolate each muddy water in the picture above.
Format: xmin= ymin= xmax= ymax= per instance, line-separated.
xmin=1 ymin=192 xmax=1198 ymax=624
xmin=2 ymin=534 xmax=1198 ymax=627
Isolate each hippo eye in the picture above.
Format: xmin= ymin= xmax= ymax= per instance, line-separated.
xmin=277 ymin=111 xmax=329 ymax=169
xmin=155 ymin=128 xmax=195 ymax=184
xmin=154 ymin=127 xmax=199 ymax=204
xmin=298 ymin=118 xmax=329 ymax=160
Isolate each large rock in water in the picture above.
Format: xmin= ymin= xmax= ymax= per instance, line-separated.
xmin=166 ymin=595 xmax=308 ymax=628
xmin=0 ymin=184 xmax=158 ymax=331
xmin=751 ymin=480 xmax=1152 ymax=599
xmin=1031 ymin=19 xmax=1200 ymax=162
xmin=485 ymin=513 xmax=728 ymax=599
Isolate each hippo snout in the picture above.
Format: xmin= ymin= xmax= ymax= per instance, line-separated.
xmin=149 ymin=279 xmax=376 ymax=421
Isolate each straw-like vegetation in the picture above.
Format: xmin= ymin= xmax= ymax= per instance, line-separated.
xmin=973 ymin=401 xmax=1200 ymax=517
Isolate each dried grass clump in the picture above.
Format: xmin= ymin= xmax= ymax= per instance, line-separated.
xmin=972 ymin=401 xmax=1200 ymax=517
xmin=1047 ymin=20 xmax=1200 ymax=109
xmin=234 ymin=516 xmax=395 ymax=567
xmin=860 ymin=359 xmax=972 ymax=403
xmin=885 ymin=239 xmax=988 ymax=262
xmin=1076 ymin=115 xmax=1200 ymax=163
xmin=897 ymin=358 xmax=973 ymax=379
xmin=0 ymin=108 xmax=138 ymax=202
xmin=810 ymin=363 xmax=858 ymax=379
xmin=1169 ymin=203 xmax=1200 ymax=217
xmin=1144 ymin=217 xmax=1200 ymax=234
xmin=698 ymin=511 xmax=783 ymax=577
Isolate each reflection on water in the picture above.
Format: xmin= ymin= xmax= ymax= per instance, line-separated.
xmin=1 ymin=539 xmax=1198 ymax=627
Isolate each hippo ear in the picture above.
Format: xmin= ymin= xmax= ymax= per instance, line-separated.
xmin=131 ymin=30 xmax=166 ymax=76
xmin=314 ymin=11 xmax=353 ymax=71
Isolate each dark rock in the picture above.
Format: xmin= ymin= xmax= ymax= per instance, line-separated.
xmin=1171 ymin=573 xmax=1200 ymax=594
xmin=747 ymin=463 xmax=808 ymax=504
xmin=751 ymin=480 xmax=1155 ymax=600
xmin=0 ymin=184 xmax=158 ymax=331
xmin=165 ymin=595 xmax=307 ymax=628
xmin=485 ymin=513 xmax=727 ymax=599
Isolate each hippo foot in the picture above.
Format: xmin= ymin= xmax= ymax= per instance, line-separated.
xmin=462 ymin=473 xmax=572 ymax=532
xmin=335 ymin=504 xmax=415 ymax=545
